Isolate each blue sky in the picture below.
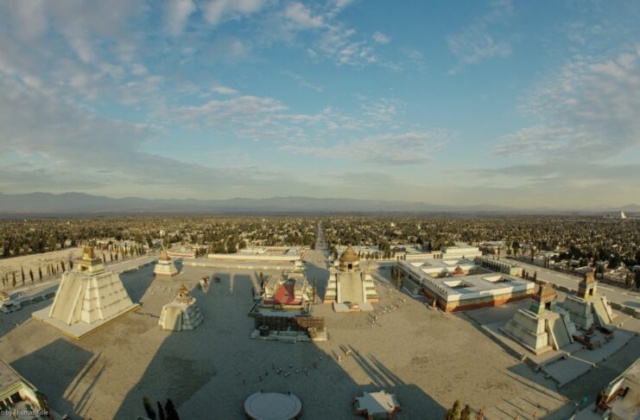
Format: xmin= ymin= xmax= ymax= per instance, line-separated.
xmin=1 ymin=0 xmax=640 ymax=208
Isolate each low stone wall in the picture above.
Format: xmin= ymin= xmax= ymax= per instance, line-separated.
xmin=608 ymin=301 xmax=640 ymax=318
xmin=184 ymin=260 xmax=297 ymax=271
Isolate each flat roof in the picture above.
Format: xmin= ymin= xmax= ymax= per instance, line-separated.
xmin=399 ymin=259 xmax=533 ymax=302
xmin=355 ymin=390 xmax=399 ymax=415
xmin=0 ymin=360 xmax=23 ymax=392
xmin=408 ymin=258 xmax=475 ymax=270
xmin=238 ymin=247 xmax=302 ymax=256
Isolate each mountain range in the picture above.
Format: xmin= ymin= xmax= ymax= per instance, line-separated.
xmin=0 ymin=192 xmax=638 ymax=215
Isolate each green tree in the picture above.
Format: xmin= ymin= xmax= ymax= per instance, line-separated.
xmin=444 ymin=400 xmax=462 ymax=420
xmin=29 ymin=269 xmax=34 ymax=284
xmin=512 ymin=241 xmax=520 ymax=257
xmin=38 ymin=267 xmax=42 ymax=281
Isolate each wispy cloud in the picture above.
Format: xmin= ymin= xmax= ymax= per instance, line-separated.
xmin=0 ymin=77 xmax=315 ymax=198
xmin=283 ymin=131 xmax=452 ymax=165
xmin=212 ymin=85 xmax=239 ymax=95
xmin=372 ymin=32 xmax=391 ymax=45
xmin=165 ymin=0 xmax=197 ymax=36
xmin=318 ymin=25 xmax=378 ymax=66
xmin=447 ymin=0 xmax=514 ymax=74
xmin=283 ymin=71 xmax=324 ymax=92
xmin=470 ymin=162 xmax=640 ymax=190
xmin=496 ymin=47 xmax=640 ymax=160
xmin=201 ymin=0 xmax=265 ymax=26
xmin=284 ymin=2 xmax=324 ymax=29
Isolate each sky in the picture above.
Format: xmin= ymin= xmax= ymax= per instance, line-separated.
xmin=1 ymin=0 xmax=640 ymax=209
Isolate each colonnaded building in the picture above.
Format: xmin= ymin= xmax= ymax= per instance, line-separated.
xmin=397 ymin=250 xmax=534 ymax=312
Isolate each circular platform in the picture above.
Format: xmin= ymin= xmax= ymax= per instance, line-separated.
xmin=244 ymin=391 xmax=302 ymax=420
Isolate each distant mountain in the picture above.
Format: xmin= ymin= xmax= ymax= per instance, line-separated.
xmin=0 ymin=191 xmax=637 ymax=215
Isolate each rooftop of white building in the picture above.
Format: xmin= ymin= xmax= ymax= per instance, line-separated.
xmin=237 ymin=246 xmax=302 ymax=256
xmin=399 ymin=258 xmax=533 ymax=301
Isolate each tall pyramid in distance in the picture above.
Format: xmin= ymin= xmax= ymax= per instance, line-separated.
xmin=33 ymin=246 xmax=139 ymax=338
xmin=620 ymin=210 xmax=627 ymax=219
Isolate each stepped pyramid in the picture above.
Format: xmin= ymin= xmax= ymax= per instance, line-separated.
xmin=563 ymin=270 xmax=616 ymax=329
xmin=324 ymin=245 xmax=378 ymax=312
xmin=154 ymin=250 xmax=179 ymax=277
xmin=33 ymin=246 xmax=139 ymax=338
xmin=501 ymin=282 xmax=576 ymax=355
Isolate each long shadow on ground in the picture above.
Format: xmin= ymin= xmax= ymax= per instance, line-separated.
xmin=12 ymin=338 xmax=94 ymax=416
xmin=114 ymin=267 xmax=444 ymax=419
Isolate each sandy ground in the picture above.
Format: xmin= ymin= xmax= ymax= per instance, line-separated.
xmin=0 ymin=250 xmax=637 ymax=420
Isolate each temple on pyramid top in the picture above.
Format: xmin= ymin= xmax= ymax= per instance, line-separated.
xmin=324 ymin=245 xmax=378 ymax=312
xmin=159 ymin=284 xmax=203 ymax=331
xmin=501 ymin=281 xmax=577 ymax=355
xmin=563 ymin=269 xmax=616 ymax=329
xmin=32 ymin=245 xmax=140 ymax=339
xmin=154 ymin=250 xmax=179 ymax=277
xmin=77 ymin=245 xmax=105 ymax=274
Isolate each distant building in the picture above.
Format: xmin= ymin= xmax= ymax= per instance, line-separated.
xmin=440 ymin=246 xmax=483 ymax=260
xmin=207 ymin=246 xmax=303 ymax=265
xmin=392 ymin=244 xmax=442 ymax=261
xmin=475 ymin=255 xmax=524 ymax=276
xmin=167 ymin=247 xmax=196 ymax=259
xmin=154 ymin=250 xmax=179 ymax=277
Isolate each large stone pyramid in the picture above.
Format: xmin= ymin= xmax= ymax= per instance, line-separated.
xmin=564 ymin=270 xmax=616 ymax=328
xmin=34 ymin=246 xmax=139 ymax=338
xmin=501 ymin=282 xmax=576 ymax=355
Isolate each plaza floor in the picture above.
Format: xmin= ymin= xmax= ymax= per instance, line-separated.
xmin=0 ymin=255 xmax=637 ymax=419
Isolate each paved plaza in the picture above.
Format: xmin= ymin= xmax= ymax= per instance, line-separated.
xmin=0 ymin=251 xmax=637 ymax=419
